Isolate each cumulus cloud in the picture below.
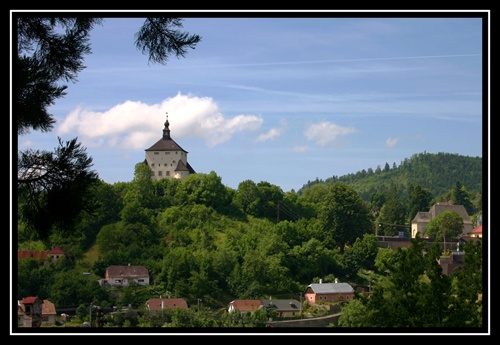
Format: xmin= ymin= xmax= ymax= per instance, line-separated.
xmin=385 ymin=137 xmax=400 ymax=147
xmin=304 ymin=121 xmax=357 ymax=146
xmin=57 ymin=93 xmax=263 ymax=149
xmin=255 ymin=128 xmax=281 ymax=142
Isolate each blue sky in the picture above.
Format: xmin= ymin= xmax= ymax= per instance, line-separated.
xmin=14 ymin=11 xmax=487 ymax=192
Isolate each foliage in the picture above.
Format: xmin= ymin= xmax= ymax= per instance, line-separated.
xmin=337 ymin=237 xmax=484 ymax=328
xmin=15 ymin=15 xmax=201 ymax=240
xmin=377 ymin=184 xmax=408 ymax=236
xmin=425 ymin=210 xmax=464 ymax=253
xmin=407 ymin=184 xmax=433 ymax=223
xmin=340 ymin=234 xmax=379 ymax=278
xmin=300 ymin=152 xmax=482 ymax=217
xmin=18 ymin=138 xmax=100 ymax=239
xmin=318 ymin=183 xmax=372 ymax=252
xmin=16 ymin=152 xmax=484 ymax=329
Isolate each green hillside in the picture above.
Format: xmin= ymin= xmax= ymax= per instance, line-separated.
xmin=298 ymin=152 xmax=483 ymax=202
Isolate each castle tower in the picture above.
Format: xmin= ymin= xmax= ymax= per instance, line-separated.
xmin=144 ymin=113 xmax=195 ymax=181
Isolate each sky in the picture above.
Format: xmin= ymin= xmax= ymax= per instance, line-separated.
xmin=13 ymin=10 xmax=488 ymax=193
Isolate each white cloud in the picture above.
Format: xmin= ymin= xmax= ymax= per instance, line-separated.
xmin=56 ymin=93 xmax=263 ymax=149
xmin=304 ymin=121 xmax=357 ymax=146
xmin=292 ymin=145 xmax=308 ymax=153
xmin=385 ymin=137 xmax=400 ymax=147
xmin=255 ymin=128 xmax=281 ymax=143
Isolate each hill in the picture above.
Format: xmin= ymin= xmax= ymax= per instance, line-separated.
xmin=298 ymin=152 xmax=483 ymax=201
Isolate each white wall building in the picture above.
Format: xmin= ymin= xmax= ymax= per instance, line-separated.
xmin=144 ymin=114 xmax=195 ymax=181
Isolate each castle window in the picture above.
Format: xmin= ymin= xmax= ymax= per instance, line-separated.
xmin=166 ymin=171 xmax=170 ymax=176
xmin=154 ymin=152 xmax=159 ymax=155
xmin=164 ymin=163 xmax=168 ymax=166
xmin=165 ymin=152 xmax=170 ymax=155
xmin=151 ymin=163 xmax=154 ymax=167
xmin=151 ymin=171 xmax=155 ymax=176
xmin=158 ymin=171 xmax=162 ymax=176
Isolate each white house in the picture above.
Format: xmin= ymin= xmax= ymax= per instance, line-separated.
xmin=144 ymin=114 xmax=195 ymax=181
xmin=105 ymin=264 xmax=150 ymax=287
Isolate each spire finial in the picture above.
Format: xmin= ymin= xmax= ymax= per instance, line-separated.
xmin=163 ymin=112 xmax=171 ymax=139
xmin=164 ymin=112 xmax=170 ymax=128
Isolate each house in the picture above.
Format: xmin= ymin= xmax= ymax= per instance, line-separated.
xmin=105 ymin=264 xmax=150 ymax=286
xmin=144 ymin=114 xmax=195 ymax=181
xmin=411 ymin=203 xmax=473 ymax=239
xmin=146 ymin=297 xmax=189 ymax=312
xmin=18 ymin=246 xmax=70 ymax=266
xmin=259 ymin=299 xmax=302 ymax=318
xmin=18 ymin=297 xmax=57 ymax=327
xmin=228 ymin=299 xmax=262 ymax=316
xmin=468 ymin=225 xmax=482 ymax=238
xmin=304 ymin=279 xmax=354 ymax=304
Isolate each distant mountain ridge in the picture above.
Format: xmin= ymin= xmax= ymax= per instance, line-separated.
xmin=298 ymin=152 xmax=483 ymax=201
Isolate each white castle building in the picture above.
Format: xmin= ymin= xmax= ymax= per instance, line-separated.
xmin=144 ymin=114 xmax=195 ymax=181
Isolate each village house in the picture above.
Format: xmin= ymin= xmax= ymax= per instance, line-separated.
xmin=104 ymin=264 xmax=150 ymax=287
xmin=228 ymin=299 xmax=302 ymax=318
xmin=228 ymin=299 xmax=263 ymax=316
xmin=259 ymin=299 xmax=302 ymax=318
xmin=18 ymin=297 xmax=57 ymax=327
xmin=18 ymin=246 xmax=70 ymax=266
xmin=304 ymin=279 xmax=354 ymax=304
xmin=145 ymin=297 xmax=189 ymax=312
xmin=411 ymin=202 xmax=473 ymax=238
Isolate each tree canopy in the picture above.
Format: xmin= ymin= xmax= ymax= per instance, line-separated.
xmin=15 ymin=16 xmax=201 ymax=239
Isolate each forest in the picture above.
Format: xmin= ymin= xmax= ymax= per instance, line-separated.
xmin=14 ymin=17 xmax=485 ymax=330
xmin=16 ymin=152 xmax=485 ymax=329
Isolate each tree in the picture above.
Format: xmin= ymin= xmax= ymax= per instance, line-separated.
xmin=15 ymin=16 xmax=201 ymax=238
xmin=377 ymin=185 xmax=408 ymax=236
xmin=339 ymin=238 xmax=453 ymax=327
xmin=448 ymin=240 xmax=483 ymax=327
xmin=17 ymin=137 xmax=99 ymax=239
xmin=425 ymin=210 xmax=464 ymax=253
xmin=407 ymin=184 xmax=433 ymax=222
xmin=451 ymin=181 xmax=475 ymax=215
xmin=318 ymin=183 xmax=372 ymax=253
xmin=341 ymin=233 xmax=379 ymax=278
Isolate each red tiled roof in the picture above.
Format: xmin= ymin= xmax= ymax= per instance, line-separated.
xmin=146 ymin=298 xmax=189 ymax=311
xmin=18 ymin=246 xmax=68 ymax=260
xmin=18 ymin=299 xmax=56 ymax=316
xmin=48 ymin=246 xmax=67 ymax=255
xmin=230 ymin=299 xmax=262 ymax=312
xmin=21 ymin=296 xmax=40 ymax=304
xmin=469 ymin=225 xmax=482 ymax=234
xmin=18 ymin=251 xmax=48 ymax=260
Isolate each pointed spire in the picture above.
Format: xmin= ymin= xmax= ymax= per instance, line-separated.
xmin=163 ymin=112 xmax=171 ymax=139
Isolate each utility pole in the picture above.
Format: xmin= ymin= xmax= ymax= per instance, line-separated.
xmin=277 ymin=201 xmax=280 ymax=223
xmin=89 ymin=304 xmax=93 ymax=327
xmin=299 ymin=293 xmax=302 ymax=318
